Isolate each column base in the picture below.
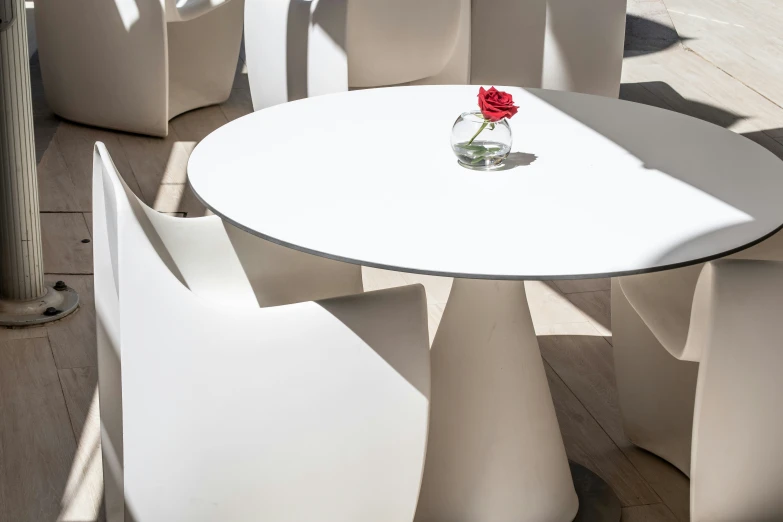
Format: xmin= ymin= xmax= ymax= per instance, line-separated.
xmin=571 ymin=462 xmax=621 ymax=522
xmin=0 ymin=280 xmax=79 ymax=326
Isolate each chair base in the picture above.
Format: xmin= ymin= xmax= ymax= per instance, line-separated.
xmin=571 ymin=462 xmax=622 ymax=522
xmin=0 ymin=281 xmax=79 ymax=326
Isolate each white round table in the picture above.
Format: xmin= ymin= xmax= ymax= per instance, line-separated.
xmin=188 ymin=86 xmax=783 ymax=522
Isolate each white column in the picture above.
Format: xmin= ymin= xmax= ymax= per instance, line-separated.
xmin=0 ymin=0 xmax=45 ymax=301
xmin=0 ymin=0 xmax=78 ymax=325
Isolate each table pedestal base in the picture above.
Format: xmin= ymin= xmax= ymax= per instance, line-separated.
xmin=416 ymin=278 xmax=617 ymax=522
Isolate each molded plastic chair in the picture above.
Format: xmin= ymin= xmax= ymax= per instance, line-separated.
xmin=613 ymin=231 xmax=783 ymax=476
xmin=93 ymin=142 xmax=430 ymax=521
xmin=614 ymin=243 xmax=783 ymax=520
xmin=35 ymin=0 xmax=244 ymax=136
xmin=245 ymin=0 xmax=627 ymax=110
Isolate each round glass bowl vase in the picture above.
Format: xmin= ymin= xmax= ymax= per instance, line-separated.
xmin=450 ymin=110 xmax=512 ymax=170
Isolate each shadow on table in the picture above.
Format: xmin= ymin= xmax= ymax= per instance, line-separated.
xmin=497 ymin=152 xmax=538 ymax=170
xmin=617 ymin=81 xmax=783 ymax=266
xmin=620 ymin=81 xmax=746 ymax=129
xmin=621 ymin=81 xmax=783 ymax=163
xmin=529 ymin=85 xmax=783 ymax=269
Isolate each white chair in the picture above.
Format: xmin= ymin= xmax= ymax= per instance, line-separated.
xmin=93 ymin=141 xmax=431 ymax=521
xmin=614 ymin=231 xmax=783 ymax=475
xmin=245 ymin=0 xmax=627 ymax=110
xmin=35 ymin=0 xmax=244 ymax=136
xmin=612 ymin=274 xmax=698 ymax=476
xmin=470 ymin=0 xmax=628 ymax=97
xmin=614 ymin=243 xmax=783 ymax=520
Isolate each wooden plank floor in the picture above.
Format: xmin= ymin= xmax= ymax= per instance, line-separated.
xmin=663 ymin=0 xmax=783 ymax=112
xmin=3 ymin=0 xmax=783 ymax=520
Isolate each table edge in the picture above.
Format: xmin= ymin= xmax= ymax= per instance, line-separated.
xmin=187 ymin=179 xmax=783 ymax=281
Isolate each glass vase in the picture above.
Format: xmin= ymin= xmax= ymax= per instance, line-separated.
xmin=450 ymin=110 xmax=513 ymax=170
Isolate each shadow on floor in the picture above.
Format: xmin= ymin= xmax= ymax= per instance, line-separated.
xmin=620 ymin=80 xmax=783 ymax=160
xmin=29 ymin=52 xmax=61 ymax=163
xmin=624 ymin=14 xmax=689 ymax=56
xmin=620 ymin=81 xmax=745 ymax=127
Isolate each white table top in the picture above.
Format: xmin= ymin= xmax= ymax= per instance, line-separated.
xmin=188 ymin=86 xmax=783 ymax=280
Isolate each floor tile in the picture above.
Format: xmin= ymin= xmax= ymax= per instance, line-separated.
xmin=233 ymin=58 xmax=250 ymax=90
xmin=619 ymin=82 xmax=673 ymax=110
xmin=362 ymin=267 xmax=409 ymax=292
xmin=540 ymin=334 xmax=622 ymax=441
xmin=0 ymin=325 xmax=49 ymax=341
xmin=525 ymin=281 xmax=592 ymax=329
xmin=552 ymin=278 xmax=611 ymax=294
xmin=401 ymin=273 xmax=453 ymax=305
xmin=46 ymin=276 xmax=97 ymax=369
xmin=664 ymin=0 xmax=783 ymax=110
xmin=58 ymin=367 xmax=104 ymax=522
xmin=37 ymin=139 xmax=87 ymax=212
xmin=117 ymin=125 xmax=187 ymax=205
xmin=743 ymin=129 xmax=783 ymax=161
xmin=540 ymin=333 xmax=690 ymax=521
xmin=625 ymin=0 xmax=680 ymax=56
xmin=427 ymin=303 xmax=445 ymax=345
xmin=545 ymin=364 xmax=660 ymax=507
xmin=565 ymin=290 xmax=611 ymax=337
xmin=29 ymin=54 xmax=61 ymax=164
xmin=220 ymin=88 xmax=254 ymax=122
xmin=0 ymin=337 xmax=78 ymax=522
xmin=151 ymin=182 xmax=208 ymax=216
xmin=83 ymin=213 xmax=93 ymax=239
xmin=621 ymin=447 xmax=691 ymax=521
xmin=535 ymin=322 xmax=601 ymax=336
xmin=622 ymin=503 xmax=679 ymax=522
xmin=41 ymin=213 xmax=93 ymax=274
xmin=54 ymin=122 xmax=143 ymax=210
xmin=622 ymin=46 xmax=783 ymax=136
xmin=170 ymin=104 xmax=229 ymax=142
xmin=59 ymin=367 xmax=97 ymax=437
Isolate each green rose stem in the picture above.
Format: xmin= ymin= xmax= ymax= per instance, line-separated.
xmin=466 ymin=119 xmax=490 ymax=146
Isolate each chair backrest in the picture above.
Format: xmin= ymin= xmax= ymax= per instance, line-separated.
xmin=245 ymin=0 xmax=465 ymax=110
xmin=246 ymin=0 xmax=625 ymax=112
xmin=687 ymin=260 xmax=783 ymax=520
xmin=165 ymin=0 xmax=233 ymax=22
xmin=470 ymin=0 xmax=626 ymax=98
xmin=93 ymin=142 xmax=429 ymax=522
xmin=93 ymin=143 xmax=126 ymax=522
xmin=345 ymin=0 xmax=464 ymax=87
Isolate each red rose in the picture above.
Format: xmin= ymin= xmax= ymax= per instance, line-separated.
xmin=478 ymin=86 xmax=518 ymax=122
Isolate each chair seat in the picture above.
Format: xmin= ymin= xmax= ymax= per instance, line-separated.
xmin=619 ymin=264 xmax=701 ymax=359
xmin=619 ymin=229 xmax=783 ymax=359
